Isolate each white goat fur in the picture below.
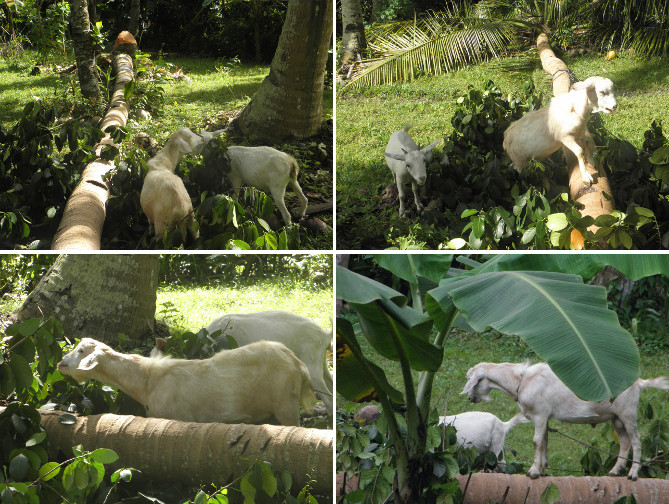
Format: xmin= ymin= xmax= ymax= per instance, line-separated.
xmin=503 ymin=76 xmax=617 ymax=185
xmin=58 ymin=338 xmax=316 ymax=426
xmin=140 ymin=128 xmax=203 ymax=240
xmin=384 ymin=124 xmax=439 ymax=217
xmin=461 ymin=362 xmax=669 ymax=480
xmin=204 ymin=311 xmax=333 ymax=415
xmin=439 ymin=411 xmax=529 ymax=472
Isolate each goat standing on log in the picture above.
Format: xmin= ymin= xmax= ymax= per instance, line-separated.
xmin=58 ymin=338 xmax=316 ymax=426
xmin=503 ymin=76 xmax=617 ymax=185
xmin=461 ymin=361 xmax=669 ymax=480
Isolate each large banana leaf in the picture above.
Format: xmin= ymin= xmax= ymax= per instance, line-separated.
xmin=426 ymin=270 xmax=640 ymax=401
xmin=465 ymin=254 xmax=669 ymax=281
xmin=375 ymin=254 xmax=453 ymax=284
xmin=336 ymin=318 xmax=404 ymax=404
xmin=337 ymin=265 xmax=407 ymax=306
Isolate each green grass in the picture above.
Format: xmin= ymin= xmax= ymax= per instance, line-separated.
xmin=156 ymin=279 xmax=332 ymax=336
xmin=337 ymin=320 xmax=669 ymax=476
xmin=336 ymin=52 xmax=669 ymax=249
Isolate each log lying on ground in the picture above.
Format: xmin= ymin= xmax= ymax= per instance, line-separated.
xmin=337 ymin=471 xmax=669 ymax=504
xmin=39 ymin=410 xmax=333 ymax=495
xmin=52 ymin=32 xmax=136 ymax=250
xmin=537 ymin=33 xmax=614 ymax=232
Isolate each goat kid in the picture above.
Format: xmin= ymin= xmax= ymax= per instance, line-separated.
xmin=58 ymin=338 xmax=316 ymax=426
xmin=141 ymin=128 xmax=202 ymax=241
xmin=439 ymin=411 xmax=529 ymax=472
xmin=461 ymin=361 xmax=669 ymax=480
xmin=384 ymin=124 xmax=439 ymax=217
xmin=503 ymin=76 xmax=617 ymax=185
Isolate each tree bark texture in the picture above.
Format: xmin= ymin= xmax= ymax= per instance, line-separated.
xmin=237 ymin=0 xmax=333 ymax=142
xmin=69 ymin=0 xmax=100 ymax=100
xmin=12 ymin=254 xmax=159 ymax=344
xmin=38 ymin=410 xmax=333 ymax=496
xmin=52 ymin=38 xmax=134 ymax=250
xmin=340 ymin=0 xmax=367 ymax=67
xmin=128 ymin=0 xmax=140 ymax=36
xmin=537 ymin=33 xmax=614 ymax=230
xmin=338 ymin=471 xmax=669 ymax=504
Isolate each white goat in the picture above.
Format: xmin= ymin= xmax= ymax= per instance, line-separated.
xmin=503 ymin=76 xmax=617 ymax=185
xmin=384 ymin=124 xmax=439 ymax=217
xmin=439 ymin=411 xmax=529 ymax=472
xmin=58 ymin=338 xmax=316 ymax=426
xmin=461 ymin=361 xmax=669 ymax=480
xmin=140 ymin=128 xmax=202 ymax=241
xmin=153 ymin=311 xmax=333 ymax=415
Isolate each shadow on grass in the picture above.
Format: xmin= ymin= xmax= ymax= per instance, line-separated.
xmin=606 ymin=58 xmax=669 ymax=96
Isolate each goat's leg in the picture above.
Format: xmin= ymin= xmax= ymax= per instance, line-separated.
xmin=609 ymin=418 xmax=631 ymax=476
xmin=561 ymin=135 xmax=594 ymax=185
xmin=583 ymin=129 xmax=597 ymax=165
xmin=626 ymin=422 xmax=642 ymax=480
xmin=410 ymin=180 xmax=424 ymax=214
xmin=288 ymin=178 xmax=308 ymax=219
xmin=528 ymin=419 xmax=549 ymax=478
xmin=273 ymin=399 xmax=301 ymax=426
xmin=396 ymin=181 xmax=407 ymax=217
xmin=269 ymin=184 xmax=293 ymax=225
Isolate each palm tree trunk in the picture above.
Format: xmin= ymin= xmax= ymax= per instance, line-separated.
xmin=340 ymin=0 xmax=367 ymax=68
xmin=38 ymin=410 xmax=333 ymax=496
xmin=236 ymin=0 xmax=333 ymax=142
xmin=52 ymin=34 xmax=135 ymax=250
xmin=537 ymin=33 xmax=614 ymax=235
xmin=11 ymin=254 xmax=159 ymax=345
xmin=69 ymin=0 xmax=100 ymax=100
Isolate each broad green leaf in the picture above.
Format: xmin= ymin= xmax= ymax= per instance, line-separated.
xmin=337 ymin=266 xmax=407 ymax=306
xmin=336 ymin=318 xmax=403 ymax=404
xmin=38 ymin=462 xmax=60 ymax=482
xmin=9 ymin=454 xmax=29 ymax=480
xmin=90 ymin=448 xmax=118 ymax=464
xmin=25 ymin=431 xmax=46 ymax=447
xmin=438 ymin=271 xmax=639 ymax=401
xmin=352 ymin=299 xmax=441 ymax=371
xmin=546 ymin=213 xmax=568 ymax=231
xmin=74 ymin=463 xmax=89 ymax=490
xmin=258 ymin=462 xmax=277 ymax=497
xmin=9 ymin=354 xmax=33 ymax=392
xmin=375 ymin=254 xmax=453 ymax=284
xmin=540 ymin=482 xmax=560 ymax=504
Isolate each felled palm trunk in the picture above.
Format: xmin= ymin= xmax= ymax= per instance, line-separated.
xmin=52 ymin=32 xmax=136 ymax=250
xmin=536 ymin=34 xmax=613 ymax=235
xmin=39 ymin=410 xmax=333 ymax=496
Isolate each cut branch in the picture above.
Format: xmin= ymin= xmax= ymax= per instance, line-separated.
xmin=38 ymin=410 xmax=333 ymax=496
xmin=537 ymin=33 xmax=614 ymax=232
xmin=52 ymin=32 xmax=136 ymax=250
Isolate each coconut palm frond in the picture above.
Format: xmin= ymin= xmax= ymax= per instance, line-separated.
xmin=632 ymin=26 xmax=669 ymax=57
xmin=341 ymin=14 xmax=517 ymax=91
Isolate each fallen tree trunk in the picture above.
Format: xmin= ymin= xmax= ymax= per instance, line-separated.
xmin=39 ymin=410 xmax=333 ymax=496
xmin=337 ymin=471 xmax=669 ymax=504
xmin=537 ymin=33 xmax=614 ymax=237
xmin=52 ymin=32 xmax=136 ymax=250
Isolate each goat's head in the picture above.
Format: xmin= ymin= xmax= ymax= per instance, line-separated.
xmin=385 ymin=140 xmax=439 ymax=185
xmin=461 ymin=364 xmax=494 ymax=403
xmin=574 ymin=76 xmax=617 ymax=115
xmin=58 ymin=338 xmax=108 ymax=382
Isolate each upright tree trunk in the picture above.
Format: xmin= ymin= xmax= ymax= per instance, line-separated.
xmin=236 ymin=0 xmax=333 ymax=142
xmin=537 ymin=34 xmax=614 ymax=234
xmin=128 ymin=0 xmax=140 ymax=36
xmin=36 ymin=410 xmax=333 ymax=496
xmin=52 ymin=33 xmax=135 ymax=250
xmin=87 ymin=0 xmax=97 ymax=24
xmin=340 ymin=0 xmax=367 ymax=68
xmin=69 ymin=0 xmax=100 ymax=100
xmin=12 ymin=255 xmax=159 ymax=345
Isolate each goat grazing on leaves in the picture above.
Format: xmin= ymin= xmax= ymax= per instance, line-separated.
xmin=384 ymin=124 xmax=439 ymax=217
xmin=503 ymin=76 xmax=617 ymax=185
xmin=439 ymin=411 xmax=529 ymax=472
xmin=153 ymin=310 xmax=333 ymax=415
xmin=461 ymin=361 xmax=669 ymax=480
xmin=58 ymin=338 xmax=316 ymax=426
xmin=140 ymin=128 xmax=203 ymax=241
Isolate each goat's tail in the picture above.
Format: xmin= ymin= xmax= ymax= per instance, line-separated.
xmin=503 ymin=412 xmax=531 ymax=435
xmin=403 ymin=123 xmax=413 ymax=133
xmin=639 ymin=376 xmax=669 ymax=391
xmin=288 ymin=155 xmax=300 ymax=180
xmin=299 ymin=362 xmax=318 ymax=414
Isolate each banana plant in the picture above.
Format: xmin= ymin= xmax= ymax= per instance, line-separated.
xmin=337 ymin=254 xmax=669 ymax=503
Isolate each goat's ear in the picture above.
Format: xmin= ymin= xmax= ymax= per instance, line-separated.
xmin=175 ymin=138 xmax=192 ymax=154
xmin=572 ymin=77 xmax=597 ymax=91
xmin=460 ymin=368 xmax=485 ymax=395
xmin=422 ymin=140 xmax=439 ymax=154
xmin=78 ymin=350 xmax=103 ymax=371
xmin=385 ymin=152 xmax=405 ymax=161
xmin=155 ymin=337 xmax=166 ymax=351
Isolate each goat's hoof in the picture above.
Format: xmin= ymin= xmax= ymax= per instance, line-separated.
xmin=627 ymin=474 xmax=638 ymax=481
xmin=527 ymin=472 xmax=540 ymax=480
